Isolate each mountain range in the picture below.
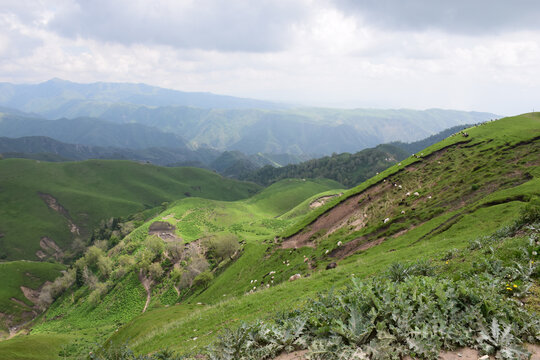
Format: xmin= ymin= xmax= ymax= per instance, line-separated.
xmin=0 ymin=79 xmax=498 ymax=156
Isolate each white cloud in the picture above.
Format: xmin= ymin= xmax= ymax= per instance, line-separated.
xmin=0 ymin=0 xmax=539 ymax=115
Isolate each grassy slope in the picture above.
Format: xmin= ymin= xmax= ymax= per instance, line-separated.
xmin=104 ymin=113 xmax=540 ymax=355
xmin=0 ymin=159 xmax=261 ymax=261
xmin=0 ymin=178 xmax=342 ymax=358
xmin=0 ymin=113 xmax=537 ymax=358
xmin=0 ymin=261 xmax=65 ymax=333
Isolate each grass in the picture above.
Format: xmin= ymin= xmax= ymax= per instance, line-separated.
xmin=0 ymin=261 xmax=64 ymax=333
xmin=0 ymin=178 xmax=341 ymax=357
xmin=0 ymin=333 xmax=74 ymax=360
xmin=0 ymin=113 xmax=538 ymax=359
xmin=0 ymin=159 xmax=261 ymax=261
xmin=101 ymin=113 xmax=540 ymax=355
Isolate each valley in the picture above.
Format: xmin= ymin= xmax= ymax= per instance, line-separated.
xmin=2 ymin=2 xmax=540 ymax=358
xmin=0 ymin=113 xmax=537 ymax=359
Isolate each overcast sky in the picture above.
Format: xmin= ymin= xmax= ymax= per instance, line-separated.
xmin=1 ymin=0 xmax=539 ymax=115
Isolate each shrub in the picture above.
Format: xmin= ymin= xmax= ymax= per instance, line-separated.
xmin=148 ymin=262 xmax=164 ymax=280
xmin=88 ymin=282 xmax=109 ymax=306
xmin=85 ymin=245 xmax=105 ymax=263
xmin=205 ymin=235 xmax=240 ymax=264
xmin=146 ymin=235 xmax=165 ymax=259
xmin=167 ymin=242 xmax=184 ymax=263
xmin=97 ymin=255 xmax=113 ymax=279
xmin=193 ymin=270 xmax=214 ymax=289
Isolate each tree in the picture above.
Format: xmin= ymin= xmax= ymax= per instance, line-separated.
xmin=148 ymin=262 xmax=164 ymax=280
xmin=145 ymin=235 xmax=165 ymax=259
xmin=206 ymin=234 xmax=240 ymax=263
xmin=193 ymin=270 xmax=214 ymax=289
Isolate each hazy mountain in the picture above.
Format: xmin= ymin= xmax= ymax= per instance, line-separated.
xmin=97 ymin=105 xmax=496 ymax=155
xmin=0 ymin=78 xmax=284 ymax=117
xmin=0 ymin=136 xmax=310 ymax=171
xmin=0 ymin=114 xmax=187 ymax=149
xmin=0 ymin=136 xmax=223 ymax=166
xmin=388 ymin=123 xmax=472 ymax=154
xmin=0 ymin=80 xmax=498 ymax=156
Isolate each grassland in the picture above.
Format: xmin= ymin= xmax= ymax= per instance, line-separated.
xmin=0 ymin=159 xmax=261 ymax=261
xmin=0 ymin=113 xmax=538 ymax=359
xmin=0 ymin=261 xmax=64 ymax=335
xmin=0 ymin=178 xmax=342 ymax=358
xmin=103 ymin=113 xmax=540 ymax=355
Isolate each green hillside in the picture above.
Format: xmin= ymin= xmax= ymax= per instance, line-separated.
xmin=242 ymin=144 xmax=409 ymax=187
xmin=0 ymin=159 xmax=261 ymax=261
xmin=0 ymin=179 xmax=342 ymax=358
xmin=104 ymin=113 xmax=540 ymax=357
xmin=0 ymin=113 xmax=538 ymax=359
xmin=0 ymin=261 xmax=65 ymax=337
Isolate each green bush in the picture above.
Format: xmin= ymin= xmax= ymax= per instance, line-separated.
xmin=193 ymin=271 xmax=214 ymax=289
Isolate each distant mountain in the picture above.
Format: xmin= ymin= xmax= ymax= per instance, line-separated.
xmin=0 ymin=136 xmax=221 ymax=166
xmin=0 ymin=80 xmax=499 ymax=156
xmin=96 ymin=105 xmax=497 ymax=155
xmin=0 ymin=114 xmax=187 ymax=149
xmin=0 ymin=136 xmax=310 ymax=171
xmin=0 ymin=78 xmax=284 ymax=117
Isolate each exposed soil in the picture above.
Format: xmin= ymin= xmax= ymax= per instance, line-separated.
xmin=275 ymin=345 xmax=540 ymax=360
xmin=38 ymin=192 xmax=80 ymax=236
xmin=309 ymin=193 xmax=343 ymax=209
xmin=273 ymin=350 xmax=308 ymax=360
xmin=281 ymin=187 xmax=382 ymax=249
xmin=281 ymin=138 xmax=538 ymax=260
xmin=138 ymin=269 xmax=153 ymax=314
xmin=149 ymin=221 xmax=182 ymax=242
xmin=20 ymin=284 xmax=46 ymax=305
xmin=37 ymin=236 xmax=63 ymax=261
xmin=281 ymin=145 xmax=456 ymax=250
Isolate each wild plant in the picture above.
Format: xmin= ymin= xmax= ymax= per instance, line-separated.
xmin=476 ymin=318 xmax=530 ymax=360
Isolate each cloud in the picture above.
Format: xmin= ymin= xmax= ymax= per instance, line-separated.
xmin=0 ymin=12 xmax=43 ymax=60
xmin=333 ymin=0 xmax=540 ymax=34
xmin=0 ymin=0 xmax=539 ymax=115
xmin=47 ymin=0 xmax=311 ymax=52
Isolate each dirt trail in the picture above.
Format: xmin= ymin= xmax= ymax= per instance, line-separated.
xmin=138 ymin=270 xmax=153 ymax=314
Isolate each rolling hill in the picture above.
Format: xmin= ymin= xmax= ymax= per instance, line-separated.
xmin=0 ymin=113 xmax=537 ymax=359
xmin=0 ymin=159 xmax=261 ymax=262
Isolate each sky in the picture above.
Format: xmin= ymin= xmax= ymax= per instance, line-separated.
xmin=1 ymin=0 xmax=539 ymax=115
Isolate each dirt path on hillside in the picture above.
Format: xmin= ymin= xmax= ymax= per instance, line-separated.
xmin=138 ymin=270 xmax=152 ymax=313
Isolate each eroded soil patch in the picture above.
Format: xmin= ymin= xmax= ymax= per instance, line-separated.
xmin=281 ymin=138 xmax=539 ymax=260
